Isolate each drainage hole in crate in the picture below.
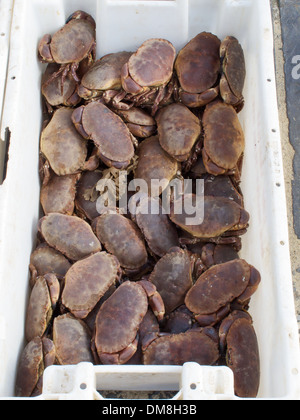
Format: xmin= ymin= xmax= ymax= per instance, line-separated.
xmin=280 ymin=241 xmax=285 ymax=246
xmin=1 ymin=33 xmax=5 ymax=37
xmin=80 ymin=383 xmax=87 ymax=390
xmin=267 ymin=78 xmax=272 ymax=82
xmin=272 ymin=129 xmax=277 ymax=133
xmin=11 ymin=76 xmax=16 ymax=80
xmin=276 ymin=183 xmax=281 ymax=187
xmin=190 ymin=383 xmax=197 ymax=390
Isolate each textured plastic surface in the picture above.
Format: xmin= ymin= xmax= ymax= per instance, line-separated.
xmin=0 ymin=0 xmax=299 ymax=400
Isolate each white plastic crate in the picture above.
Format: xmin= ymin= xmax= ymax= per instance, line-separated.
xmin=0 ymin=0 xmax=299 ymax=400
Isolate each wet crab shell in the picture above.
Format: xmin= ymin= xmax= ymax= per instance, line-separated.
xmin=62 ymin=252 xmax=121 ymax=319
xmin=219 ymin=311 xmax=260 ymax=398
xmin=40 ymin=107 xmax=88 ymax=176
xmin=149 ymin=248 xmax=193 ymax=314
xmin=40 ymin=173 xmax=79 ymax=215
xmin=220 ymin=36 xmax=246 ymax=105
xmin=73 ymin=102 xmax=135 ymax=169
xmin=143 ymin=328 xmax=220 ymax=366
xmin=175 ymin=32 xmax=221 ymax=94
xmin=29 ymin=243 xmax=71 ymax=282
xmin=39 ymin=213 xmax=101 ymax=261
xmin=185 ymin=259 xmax=261 ymax=326
xmin=135 ymin=196 xmax=180 ymax=258
xmin=170 ymin=194 xmax=249 ymax=239
xmin=94 ymin=281 xmax=148 ymax=356
xmin=134 ymin=136 xmax=180 ymax=197
xmin=48 ymin=17 xmax=95 ymax=65
xmin=25 ymin=274 xmax=60 ymax=342
xmin=124 ymin=38 xmax=176 ymax=89
xmin=53 ymin=314 xmax=94 ymax=365
xmin=41 ymin=63 xmax=80 ymax=107
xmin=156 ymin=103 xmax=201 ymax=162
xmin=93 ymin=213 xmax=148 ymax=271
xmin=78 ymin=52 xmax=132 ymax=99
xmin=15 ymin=337 xmax=55 ymax=397
xmin=202 ymin=101 xmax=245 ymax=174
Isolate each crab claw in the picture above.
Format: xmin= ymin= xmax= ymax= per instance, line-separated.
xmin=38 ymin=34 xmax=54 ymax=63
xmin=99 ymin=334 xmax=139 ymax=365
xmin=138 ymin=280 xmax=165 ymax=322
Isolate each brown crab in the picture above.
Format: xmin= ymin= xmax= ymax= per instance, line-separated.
xmin=39 ymin=213 xmax=101 ymax=261
xmin=203 ymin=174 xmax=244 ymax=207
xmin=163 ymin=305 xmax=194 ymax=334
xmin=148 ymin=247 xmax=193 ymax=315
xmin=15 ymin=337 xmax=56 ymax=397
xmin=40 ymin=171 xmax=80 ymax=216
xmin=200 ymin=243 xmax=240 ymax=269
xmin=134 ymin=136 xmax=180 ymax=197
xmin=92 ymin=213 xmax=148 ymax=276
xmin=156 ymin=103 xmax=201 ymax=162
xmin=25 ymin=274 xmax=60 ymax=342
xmin=219 ymin=311 xmax=260 ymax=398
xmin=174 ymin=32 xmax=221 ymax=108
xmin=72 ymin=102 xmax=135 ymax=169
xmin=40 ymin=108 xmax=91 ymax=176
xmin=115 ymin=107 xmax=157 ymax=139
xmin=170 ymin=194 xmax=249 ymax=244
xmin=133 ymin=196 xmax=180 ymax=258
xmin=93 ymin=280 xmax=165 ymax=365
xmin=78 ymin=51 xmax=132 ymax=101
xmin=75 ymin=170 xmax=103 ymax=221
xmin=143 ymin=328 xmax=220 ymax=366
xmin=29 ymin=243 xmax=71 ymax=285
xmin=220 ymin=36 xmax=246 ymax=110
xmin=62 ymin=252 xmax=121 ymax=319
xmin=202 ymin=100 xmax=245 ymax=177
xmin=185 ymin=259 xmax=261 ymax=326
xmin=38 ymin=11 xmax=96 ymax=84
xmin=53 ymin=313 xmax=94 ymax=365
xmin=41 ymin=63 xmax=81 ymax=109
xmin=120 ymin=38 xmax=176 ymax=114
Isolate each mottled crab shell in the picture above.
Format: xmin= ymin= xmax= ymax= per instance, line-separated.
xmin=156 ymin=103 xmax=201 ymax=162
xmin=76 ymin=102 xmax=135 ymax=169
xmin=62 ymin=252 xmax=121 ymax=319
xmin=170 ymin=194 xmax=249 ymax=239
xmin=30 ymin=243 xmax=71 ymax=280
xmin=220 ymin=36 xmax=246 ymax=104
xmin=39 ymin=213 xmax=101 ymax=261
xmin=50 ymin=18 xmax=95 ymax=64
xmin=41 ymin=107 xmax=88 ymax=176
xmin=134 ymin=136 xmax=180 ymax=197
xmin=93 ymin=213 xmax=148 ymax=270
xmin=53 ymin=314 xmax=94 ymax=365
xmin=175 ymin=32 xmax=221 ymax=94
xmin=41 ymin=63 xmax=80 ymax=107
xmin=25 ymin=274 xmax=60 ymax=342
xmin=79 ymin=51 xmax=132 ymax=97
xmin=149 ymin=248 xmax=193 ymax=314
xmin=135 ymin=196 xmax=180 ymax=257
xmin=95 ymin=281 xmax=148 ymax=355
xmin=15 ymin=338 xmax=44 ymax=397
xmin=40 ymin=173 xmax=78 ymax=215
xmin=143 ymin=328 xmax=220 ymax=366
xmin=202 ymin=101 xmax=245 ymax=173
xmin=185 ymin=259 xmax=260 ymax=326
xmin=219 ymin=311 xmax=260 ymax=398
xmin=126 ymin=38 xmax=176 ymax=88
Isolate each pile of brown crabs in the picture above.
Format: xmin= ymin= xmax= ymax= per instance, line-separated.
xmin=16 ymin=11 xmax=261 ymax=399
